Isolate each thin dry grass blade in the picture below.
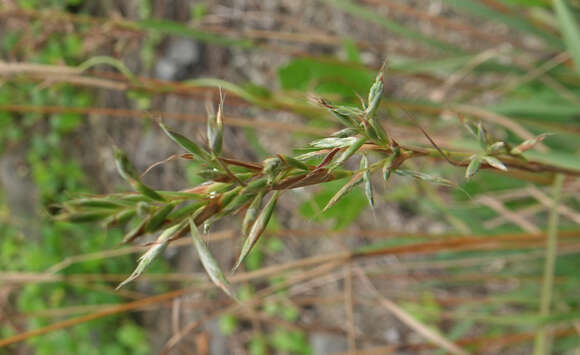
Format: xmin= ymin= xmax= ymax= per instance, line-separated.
xmin=354 ymin=267 xmax=470 ymax=355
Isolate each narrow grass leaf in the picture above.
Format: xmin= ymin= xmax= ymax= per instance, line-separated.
xmin=167 ymin=202 xmax=203 ymax=221
xmin=315 ymin=98 xmax=358 ymax=127
xmin=370 ymin=119 xmax=389 ymax=145
xmin=323 ymin=171 xmax=364 ymax=212
xmin=445 ymin=0 xmax=562 ymax=48
xmin=483 ymin=156 xmax=508 ymax=172
xmin=366 ymin=71 xmax=384 ymax=119
xmin=136 ymin=19 xmax=253 ymax=48
xmin=465 ymin=155 xmax=482 ymax=179
xmin=117 ymin=223 xmax=182 ymax=289
xmin=279 ymin=155 xmax=310 ymax=171
xmin=221 ymin=190 xmax=255 ymax=216
xmin=487 ymin=141 xmax=505 ymax=154
xmin=553 ymin=0 xmax=580 ymax=74
xmin=326 ymin=0 xmax=462 ymax=53
xmin=113 ymin=147 xmax=140 ymax=181
xmin=331 ymin=128 xmax=359 ymax=138
xmin=242 ymin=191 xmax=265 ymax=236
xmin=477 ymin=122 xmax=488 ymax=150
xmin=78 ymin=56 xmax=137 ymax=83
xmin=189 ymin=218 xmax=236 ymax=299
xmin=331 ymin=136 xmax=367 ymax=170
xmin=134 ymin=182 xmax=165 ymax=202
xmin=145 ymin=203 xmax=176 ymax=232
xmin=104 ymin=209 xmax=136 ymax=228
xmin=309 ymin=137 xmax=358 ymax=149
xmin=382 ymin=149 xmax=399 ymax=183
xmin=159 ymin=122 xmax=210 ymax=160
xmin=56 ymin=211 xmax=111 ymax=223
xmin=394 ymin=169 xmax=457 ymax=188
xmin=65 ymin=198 xmax=123 ymax=210
xmin=207 ymin=90 xmax=224 ymax=155
xmin=361 ymin=155 xmax=374 ymax=208
xmin=233 ymin=191 xmax=280 ymax=272
xmin=113 ymin=147 xmax=164 ymax=201
xmin=122 ymin=218 xmax=148 ymax=244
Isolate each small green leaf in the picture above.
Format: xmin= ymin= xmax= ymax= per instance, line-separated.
xmin=361 ymin=155 xmax=374 ymax=208
xmin=366 ymin=71 xmax=384 ymax=118
xmin=262 ymin=157 xmax=283 ymax=184
xmin=483 ymin=156 xmax=508 ymax=172
xmin=242 ymin=191 xmax=265 ymax=236
xmin=145 ymin=203 xmax=176 ymax=232
xmin=122 ymin=218 xmax=148 ymax=244
xmin=477 ymin=123 xmax=488 ymax=150
xmin=56 ymin=211 xmax=111 ymax=223
xmin=159 ymin=122 xmax=210 ymax=160
xmin=315 ymin=98 xmax=361 ymax=127
xmin=220 ymin=189 xmax=254 ymax=216
xmin=331 ymin=135 xmax=367 ymax=170
xmin=134 ymin=181 xmax=165 ymax=202
xmin=465 ymin=155 xmax=482 ymax=179
xmin=117 ymin=223 xmax=183 ymax=289
xmin=395 ymin=169 xmax=457 ymax=188
xmin=309 ymin=137 xmax=358 ymax=149
xmin=486 ymin=141 xmax=505 ymax=154
xmin=113 ymin=147 xmax=139 ymax=181
xmin=207 ymin=92 xmax=224 ymax=155
xmin=279 ymin=155 xmax=310 ymax=171
xmin=323 ymin=171 xmax=364 ymax=212
xmin=167 ymin=202 xmax=203 ymax=221
xmin=331 ymin=128 xmax=359 ymax=138
xmin=382 ymin=148 xmax=399 ymax=183
xmin=369 ymin=119 xmax=389 ymax=145
xmin=113 ymin=147 xmax=164 ymax=201
xmin=233 ymin=191 xmax=280 ymax=272
xmin=104 ymin=209 xmax=136 ymax=228
xmin=65 ymin=198 xmax=123 ymax=210
xmin=189 ymin=218 xmax=236 ymax=299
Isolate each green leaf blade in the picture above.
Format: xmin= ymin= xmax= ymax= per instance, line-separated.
xmin=554 ymin=0 xmax=580 ymax=74
xmin=189 ymin=218 xmax=236 ymax=299
xmin=233 ymin=191 xmax=280 ymax=272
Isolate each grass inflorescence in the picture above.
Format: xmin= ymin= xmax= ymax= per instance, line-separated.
xmin=56 ymin=69 xmax=575 ymax=298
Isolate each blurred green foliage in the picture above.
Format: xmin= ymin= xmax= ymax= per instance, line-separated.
xmin=0 ymin=0 xmax=159 ymax=353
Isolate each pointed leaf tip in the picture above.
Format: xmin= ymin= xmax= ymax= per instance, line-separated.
xmin=159 ymin=122 xmax=210 ymax=160
xmin=465 ymin=156 xmax=482 ymax=179
xmin=233 ymin=191 xmax=280 ymax=272
xmin=483 ymin=156 xmax=507 ymax=172
xmin=189 ymin=218 xmax=236 ymax=299
xmin=361 ymin=155 xmax=374 ymax=208
xmin=323 ymin=171 xmax=363 ymax=213
xmin=117 ymin=223 xmax=182 ymax=289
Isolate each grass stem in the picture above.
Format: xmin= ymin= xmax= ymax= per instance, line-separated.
xmin=533 ymin=173 xmax=565 ymax=355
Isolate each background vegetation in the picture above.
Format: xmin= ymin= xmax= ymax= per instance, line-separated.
xmin=1 ymin=0 xmax=579 ymax=354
